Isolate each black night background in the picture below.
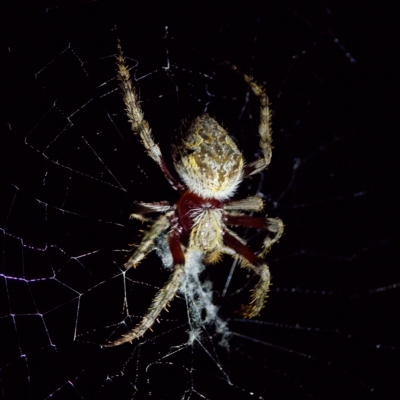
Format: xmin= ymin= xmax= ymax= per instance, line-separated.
xmin=1 ymin=1 xmax=399 ymax=399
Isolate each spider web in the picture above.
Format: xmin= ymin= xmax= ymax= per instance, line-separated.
xmin=1 ymin=1 xmax=399 ymax=399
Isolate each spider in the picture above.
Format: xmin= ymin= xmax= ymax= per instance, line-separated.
xmin=105 ymin=42 xmax=284 ymax=347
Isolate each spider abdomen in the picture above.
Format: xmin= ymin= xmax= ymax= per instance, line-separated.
xmin=174 ymin=114 xmax=244 ymax=200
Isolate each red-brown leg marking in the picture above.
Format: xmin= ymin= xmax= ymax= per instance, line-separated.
xmin=223 ymin=228 xmax=271 ymax=318
xmin=223 ymin=229 xmax=261 ymax=266
xmin=224 ymin=214 xmax=266 ymax=229
xmin=168 ymin=227 xmax=185 ymax=266
xmin=159 ymin=159 xmax=187 ymax=194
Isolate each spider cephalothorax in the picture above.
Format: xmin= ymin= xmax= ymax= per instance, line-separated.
xmin=104 ymin=42 xmax=284 ymax=347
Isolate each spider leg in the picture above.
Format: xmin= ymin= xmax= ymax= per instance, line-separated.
xmin=129 ymin=201 xmax=173 ymax=222
xmin=223 ymin=196 xmax=264 ymax=212
xmin=259 ymin=217 xmax=284 ymax=257
xmin=116 ymin=42 xmax=186 ymax=193
xmin=124 ymin=211 xmax=173 ymax=270
xmin=222 ymin=227 xmax=272 ymax=318
xmin=224 ymin=214 xmax=284 ymax=257
xmin=230 ymin=64 xmax=273 ymax=178
xmin=224 ymin=214 xmax=266 ymax=229
xmin=104 ymin=225 xmax=186 ymax=346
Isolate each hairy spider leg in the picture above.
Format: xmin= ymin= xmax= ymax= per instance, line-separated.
xmin=222 ymin=228 xmax=272 ymax=318
xmin=259 ymin=217 xmax=284 ymax=258
xmin=229 ymin=64 xmax=273 ymax=178
xmin=116 ymin=41 xmax=186 ymax=193
xmin=124 ymin=212 xmax=172 ymax=270
xmin=128 ymin=201 xmax=172 ymax=222
xmin=105 ymin=225 xmax=186 ymax=346
xmin=224 ymin=214 xmax=284 ymax=257
xmin=223 ymin=195 xmax=264 ymax=212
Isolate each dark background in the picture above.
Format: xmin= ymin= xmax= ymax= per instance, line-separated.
xmin=1 ymin=1 xmax=399 ymax=399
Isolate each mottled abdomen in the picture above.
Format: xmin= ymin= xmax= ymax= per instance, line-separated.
xmin=175 ymin=114 xmax=244 ymax=200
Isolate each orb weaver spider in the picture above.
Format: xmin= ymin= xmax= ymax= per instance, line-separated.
xmin=105 ymin=42 xmax=284 ymax=347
